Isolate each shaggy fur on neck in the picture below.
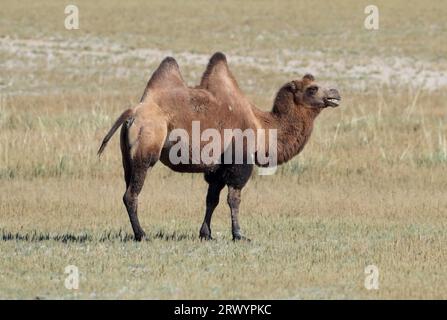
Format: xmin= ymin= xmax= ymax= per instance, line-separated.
xmin=254 ymin=85 xmax=321 ymax=165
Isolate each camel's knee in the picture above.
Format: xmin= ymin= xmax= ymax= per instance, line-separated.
xmin=123 ymin=189 xmax=136 ymax=209
xmin=227 ymin=198 xmax=240 ymax=210
xmin=227 ymin=190 xmax=241 ymax=209
xmin=123 ymin=191 xmax=131 ymax=208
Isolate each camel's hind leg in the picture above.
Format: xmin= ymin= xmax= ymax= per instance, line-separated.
xmin=123 ymin=157 xmax=156 ymax=241
xmin=121 ymin=119 xmax=166 ymax=241
xmin=120 ymin=125 xmax=132 ymax=188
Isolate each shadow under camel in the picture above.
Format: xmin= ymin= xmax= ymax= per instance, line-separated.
xmin=0 ymin=229 xmax=196 ymax=243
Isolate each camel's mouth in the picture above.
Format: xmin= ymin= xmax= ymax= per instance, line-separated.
xmin=324 ymin=97 xmax=341 ymax=107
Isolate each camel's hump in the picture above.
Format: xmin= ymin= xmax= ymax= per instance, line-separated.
xmin=200 ymin=52 xmax=238 ymax=89
xmin=209 ymin=52 xmax=227 ymax=66
xmin=199 ymin=53 xmax=254 ymax=113
xmin=140 ymin=57 xmax=186 ymax=102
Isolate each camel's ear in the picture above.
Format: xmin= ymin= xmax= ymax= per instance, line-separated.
xmin=302 ymin=74 xmax=315 ymax=85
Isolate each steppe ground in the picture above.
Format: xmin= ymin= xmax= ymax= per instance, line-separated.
xmin=0 ymin=0 xmax=446 ymax=299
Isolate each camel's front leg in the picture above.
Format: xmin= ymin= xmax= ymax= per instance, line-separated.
xmin=199 ymin=181 xmax=225 ymax=240
xmin=227 ymin=186 xmax=250 ymax=241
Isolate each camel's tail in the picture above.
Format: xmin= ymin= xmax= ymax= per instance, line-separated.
xmin=98 ymin=108 xmax=135 ymax=156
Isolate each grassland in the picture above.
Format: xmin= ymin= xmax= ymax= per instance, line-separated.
xmin=0 ymin=0 xmax=446 ymax=299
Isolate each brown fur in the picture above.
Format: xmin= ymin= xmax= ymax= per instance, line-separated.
xmin=98 ymin=52 xmax=341 ymax=241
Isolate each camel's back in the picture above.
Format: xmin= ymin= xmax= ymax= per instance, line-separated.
xmin=151 ymin=86 xmax=258 ymax=133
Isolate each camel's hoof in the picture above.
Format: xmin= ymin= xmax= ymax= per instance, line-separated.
xmin=199 ymin=224 xmax=213 ymax=241
xmin=232 ymin=234 xmax=251 ymax=242
xmin=134 ymin=232 xmax=146 ymax=242
xmin=199 ymin=234 xmax=213 ymax=241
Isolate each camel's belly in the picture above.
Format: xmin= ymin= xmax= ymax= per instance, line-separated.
xmin=159 ymin=148 xmax=221 ymax=173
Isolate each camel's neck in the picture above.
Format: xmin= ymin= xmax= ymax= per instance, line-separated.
xmin=253 ymin=105 xmax=321 ymax=165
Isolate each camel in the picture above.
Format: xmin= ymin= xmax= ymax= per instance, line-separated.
xmin=98 ymin=52 xmax=341 ymax=241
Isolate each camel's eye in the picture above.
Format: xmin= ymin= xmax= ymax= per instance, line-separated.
xmin=307 ymin=86 xmax=318 ymax=96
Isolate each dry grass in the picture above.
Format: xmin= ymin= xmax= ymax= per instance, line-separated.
xmin=0 ymin=0 xmax=446 ymax=299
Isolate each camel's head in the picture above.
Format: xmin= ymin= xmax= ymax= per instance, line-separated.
xmin=274 ymin=74 xmax=341 ymax=113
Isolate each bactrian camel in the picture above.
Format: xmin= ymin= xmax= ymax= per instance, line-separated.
xmin=98 ymin=52 xmax=341 ymax=241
